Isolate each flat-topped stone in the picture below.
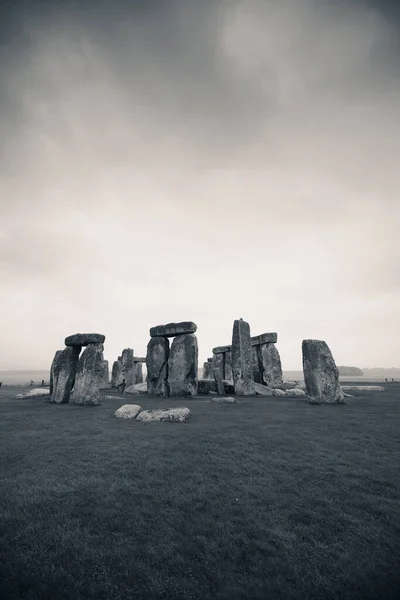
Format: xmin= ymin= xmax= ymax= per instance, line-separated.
xmin=212 ymin=345 xmax=231 ymax=354
xmin=150 ymin=321 xmax=197 ymax=338
xmin=65 ymin=333 xmax=105 ymax=347
xmin=251 ymin=333 xmax=277 ymax=345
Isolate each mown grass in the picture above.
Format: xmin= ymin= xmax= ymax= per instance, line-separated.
xmin=1 ymin=384 xmax=400 ymax=600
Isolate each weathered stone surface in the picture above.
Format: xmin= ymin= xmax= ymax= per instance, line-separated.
xmin=146 ymin=336 xmax=170 ymax=397
xmin=202 ymin=361 xmax=213 ymax=380
xmin=70 ymin=343 xmax=104 ymax=405
xmin=251 ymin=333 xmax=277 ymax=346
xmin=115 ymin=404 xmax=142 ymax=419
xmin=99 ymin=359 xmax=109 ymax=388
xmin=111 ymin=361 xmax=123 ymax=388
xmin=302 ymin=339 xmax=345 ymax=404
xmin=231 ymin=318 xmax=254 ymax=395
xmin=295 ymin=381 xmax=306 ymax=390
xmin=254 ymin=383 xmax=274 ymax=396
xmin=150 ymin=321 xmax=197 ymax=338
xmin=133 ymin=357 xmax=146 ymax=363
xmin=272 ymin=388 xmax=286 ymax=397
xmin=16 ymin=388 xmax=50 ymax=399
xmin=207 ymin=357 xmax=213 ymax=363
xmin=213 ymin=366 xmax=225 ymax=396
xmin=118 ymin=355 xmax=122 ymax=362
xmin=252 ymin=346 xmax=262 ymax=384
xmin=51 ymin=346 xmax=80 ymax=404
xmin=285 ymin=388 xmax=306 ymax=397
xmin=281 ymin=380 xmax=297 ymax=390
xmin=125 ymin=382 xmax=148 ymax=395
xmin=121 ymin=348 xmax=134 ymax=387
xmin=197 ymin=379 xmax=217 ymax=395
xmin=50 ymin=350 xmax=63 ymax=395
xmin=65 ymin=333 xmax=105 ymax=347
xmin=260 ymin=344 xmax=283 ymax=388
xmin=341 ymin=385 xmax=385 ymax=392
xmin=224 ymin=351 xmax=233 ymax=383
xmin=212 ymin=345 xmax=231 ymax=354
xmin=210 ymin=397 xmax=235 ymax=403
xmin=132 ymin=361 xmax=144 ymax=384
xmin=168 ymin=334 xmax=198 ymax=397
xmin=136 ymin=407 xmax=191 ymax=422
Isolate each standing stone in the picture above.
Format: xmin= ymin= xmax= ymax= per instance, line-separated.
xmin=50 ymin=350 xmax=63 ymax=395
xmin=70 ymin=343 xmax=104 ymax=405
xmin=146 ymin=337 xmax=170 ymax=397
xmin=231 ymin=318 xmax=254 ymax=395
xmin=100 ymin=360 xmax=109 ymax=388
xmin=132 ymin=361 xmax=143 ymax=384
xmin=111 ymin=361 xmax=123 ymax=388
xmin=203 ymin=361 xmax=213 ymax=379
xmin=212 ymin=352 xmax=224 ymax=393
xmin=121 ymin=348 xmax=135 ymax=387
xmin=168 ymin=334 xmax=198 ymax=397
xmin=224 ymin=350 xmax=234 ymax=383
xmin=260 ymin=344 xmax=283 ymax=388
xmin=51 ymin=346 xmax=81 ymax=404
xmin=302 ymin=339 xmax=344 ymax=404
xmin=252 ymin=346 xmax=262 ymax=383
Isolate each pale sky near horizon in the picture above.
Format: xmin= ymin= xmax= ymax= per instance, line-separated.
xmin=0 ymin=0 xmax=399 ymax=371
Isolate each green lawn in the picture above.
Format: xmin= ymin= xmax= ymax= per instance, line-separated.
xmin=1 ymin=384 xmax=399 ymax=600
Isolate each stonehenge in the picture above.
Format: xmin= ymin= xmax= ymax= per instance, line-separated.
xmin=49 ymin=333 xmax=106 ymax=405
xmin=111 ymin=352 xmax=145 ymax=389
xmin=302 ymin=339 xmax=345 ymax=404
xmin=146 ymin=322 xmax=199 ymax=397
xmin=231 ymin=318 xmax=255 ymax=395
xmin=202 ymin=358 xmax=214 ymax=380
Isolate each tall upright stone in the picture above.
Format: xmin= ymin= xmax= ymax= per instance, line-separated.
xmin=231 ymin=318 xmax=254 ymax=395
xmin=168 ymin=334 xmax=198 ymax=397
xmin=260 ymin=344 xmax=283 ymax=388
xmin=100 ymin=359 xmax=109 ymax=387
xmin=146 ymin=337 xmax=170 ymax=397
xmin=70 ymin=343 xmax=104 ymax=405
xmin=203 ymin=361 xmax=213 ymax=379
xmin=111 ymin=360 xmax=123 ymax=388
xmin=51 ymin=346 xmax=81 ymax=404
xmin=302 ymin=339 xmax=344 ymax=404
xmin=224 ymin=350 xmax=233 ymax=383
xmin=50 ymin=350 xmax=63 ymax=395
xmin=133 ymin=361 xmax=143 ymax=384
xmin=121 ymin=348 xmax=134 ymax=387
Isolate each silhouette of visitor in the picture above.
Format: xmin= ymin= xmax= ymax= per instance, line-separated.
xmin=0 ymin=382 xmax=2 ymax=387
xmin=118 ymin=379 xmax=126 ymax=393
xmin=30 ymin=380 xmax=34 ymax=387
xmin=385 ymin=378 xmax=388 ymax=382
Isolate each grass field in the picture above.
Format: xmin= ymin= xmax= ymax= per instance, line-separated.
xmin=1 ymin=384 xmax=399 ymax=600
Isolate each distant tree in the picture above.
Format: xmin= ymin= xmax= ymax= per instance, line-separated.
xmin=338 ymin=366 xmax=364 ymax=376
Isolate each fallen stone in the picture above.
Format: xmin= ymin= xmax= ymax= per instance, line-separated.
xmin=70 ymin=343 xmax=104 ymax=405
xmin=146 ymin=336 xmax=170 ymax=396
xmin=125 ymin=382 xmax=148 ymax=395
xmin=212 ymin=345 xmax=231 ymax=354
xmin=150 ymin=322 xmax=197 ymax=338
xmin=169 ymin=333 xmax=198 ymax=396
xmin=302 ymin=339 xmax=345 ymax=404
xmin=285 ymin=388 xmax=306 ymax=397
xmin=49 ymin=350 xmax=63 ymax=395
xmin=115 ymin=404 xmax=142 ymax=419
xmin=65 ymin=333 xmax=105 ymax=347
xmin=51 ymin=346 xmax=81 ymax=404
xmin=272 ymin=388 xmax=286 ymax=397
xmin=105 ymin=395 xmax=124 ymax=400
xmin=254 ymin=383 xmax=274 ymax=396
xmin=210 ymin=397 xmax=236 ymax=403
xmin=251 ymin=333 xmax=278 ymax=345
xmin=16 ymin=388 xmax=50 ymax=399
xmin=111 ymin=360 xmax=123 ymax=388
xmin=136 ymin=407 xmax=191 ymax=422
xmin=260 ymin=344 xmax=283 ymax=388
xmin=341 ymin=385 xmax=385 ymax=392
xmin=231 ymin=318 xmax=254 ymax=395
xmin=281 ymin=381 xmax=297 ymax=390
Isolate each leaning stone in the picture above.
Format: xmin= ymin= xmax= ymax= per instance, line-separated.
xmin=146 ymin=336 xmax=170 ymax=396
xmin=65 ymin=333 xmax=105 ymax=347
xmin=121 ymin=348 xmax=135 ymax=387
xmin=115 ymin=404 xmax=142 ymax=419
xmin=51 ymin=346 xmax=81 ymax=404
xmin=50 ymin=350 xmax=63 ymax=394
xmin=70 ymin=343 xmax=104 ymax=405
xmin=111 ymin=361 xmax=123 ymax=388
xmin=254 ymin=383 xmax=274 ymax=396
xmin=231 ymin=318 xmax=254 ymax=395
xmin=168 ymin=334 xmax=198 ymax=397
xmin=272 ymin=388 xmax=286 ymax=397
xmin=210 ymin=397 xmax=236 ymax=403
xmin=251 ymin=333 xmax=278 ymax=345
xmin=212 ymin=345 xmax=231 ymax=354
xmin=136 ymin=407 xmax=191 ymax=422
xmin=125 ymin=382 xmax=148 ymax=395
xmin=302 ymin=339 xmax=345 ymax=404
xmin=285 ymin=388 xmax=306 ymax=397
xmin=260 ymin=344 xmax=283 ymax=388
xmin=150 ymin=322 xmax=197 ymax=338
xmin=341 ymin=385 xmax=385 ymax=392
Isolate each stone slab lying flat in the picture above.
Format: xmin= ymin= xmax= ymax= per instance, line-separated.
xmin=341 ymin=385 xmax=385 ymax=392
xmin=272 ymin=388 xmax=286 ymax=397
xmin=150 ymin=322 xmax=197 ymax=338
xmin=115 ymin=404 xmax=142 ymax=419
xmin=285 ymin=388 xmax=306 ymax=397
xmin=251 ymin=333 xmax=277 ymax=345
xmin=253 ymin=383 xmax=273 ymax=396
xmin=136 ymin=407 xmax=190 ymax=422
xmin=212 ymin=345 xmax=231 ymax=354
xmin=125 ymin=382 xmax=148 ymax=395
xmin=65 ymin=333 xmax=106 ymax=347
xmin=210 ymin=397 xmax=236 ymax=403
xmin=133 ymin=357 xmax=146 ymax=363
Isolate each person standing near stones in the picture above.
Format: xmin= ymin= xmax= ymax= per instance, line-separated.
xmin=30 ymin=380 xmax=34 ymax=387
xmin=41 ymin=379 xmax=45 ymax=386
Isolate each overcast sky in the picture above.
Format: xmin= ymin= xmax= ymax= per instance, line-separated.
xmin=0 ymin=0 xmax=399 ymax=371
